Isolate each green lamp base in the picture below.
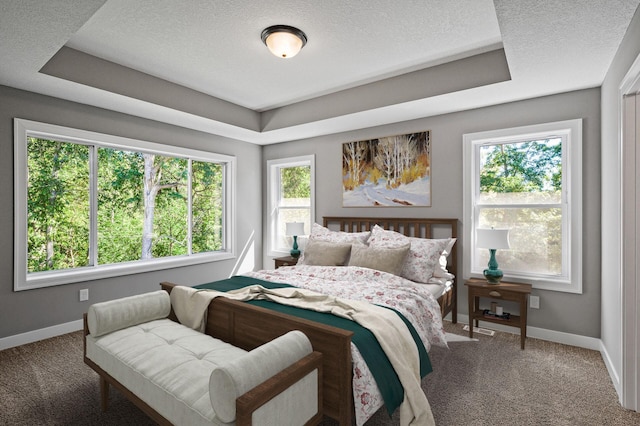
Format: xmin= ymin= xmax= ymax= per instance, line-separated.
xmin=483 ymin=268 xmax=504 ymax=284
xmin=290 ymin=235 xmax=301 ymax=259
xmin=484 ymin=248 xmax=503 ymax=284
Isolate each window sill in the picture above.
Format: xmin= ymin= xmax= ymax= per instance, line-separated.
xmin=15 ymin=251 xmax=234 ymax=291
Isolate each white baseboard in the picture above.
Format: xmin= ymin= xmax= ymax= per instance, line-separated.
xmin=600 ymin=341 xmax=622 ymax=399
xmin=455 ymin=314 xmax=602 ymax=351
xmin=5 ymin=314 xmax=603 ymax=353
xmin=0 ymin=319 xmax=84 ymax=351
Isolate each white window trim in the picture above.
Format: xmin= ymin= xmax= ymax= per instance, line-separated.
xmin=14 ymin=118 xmax=236 ymax=291
xmin=462 ymin=119 xmax=583 ymax=293
xmin=267 ymin=155 xmax=315 ymax=257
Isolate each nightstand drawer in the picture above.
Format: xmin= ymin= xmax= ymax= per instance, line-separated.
xmin=471 ymin=286 xmax=522 ymax=302
xmin=274 ymin=256 xmax=298 ymax=269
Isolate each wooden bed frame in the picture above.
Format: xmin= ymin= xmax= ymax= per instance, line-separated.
xmin=161 ymin=216 xmax=458 ymax=425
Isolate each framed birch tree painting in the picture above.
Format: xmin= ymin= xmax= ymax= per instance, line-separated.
xmin=342 ymin=131 xmax=431 ymax=207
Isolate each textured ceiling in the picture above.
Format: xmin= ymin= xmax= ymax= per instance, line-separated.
xmin=1 ymin=0 xmax=639 ymax=144
xmin=65 ymin=0 xmax=503 ymax=111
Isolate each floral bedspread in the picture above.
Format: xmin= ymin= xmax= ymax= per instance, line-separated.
xmin=244 ymin=265 xmax=447 ymax=425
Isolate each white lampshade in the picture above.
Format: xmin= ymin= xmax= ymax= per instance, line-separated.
xmin=285 ymin=222 xmax=305 ymax=236
xmin=476 ymin=228 xmax=510 ymax=250
xmin=261 ymin=25 xmax=307 ymax=59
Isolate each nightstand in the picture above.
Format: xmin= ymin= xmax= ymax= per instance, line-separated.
xmin=465 ymin=278 xmax=532 ymax=349
xmin=274 ymin=255 xmax=298 ymax=269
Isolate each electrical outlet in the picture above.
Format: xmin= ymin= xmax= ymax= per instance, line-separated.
xmin=530 ymin=295 xmax=540 ymax=309
xmin=79 ymin=288 xmax=89 ymax=302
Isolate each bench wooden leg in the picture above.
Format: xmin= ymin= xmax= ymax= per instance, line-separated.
xmin=100 ymin=377 xmax=109 ymax=412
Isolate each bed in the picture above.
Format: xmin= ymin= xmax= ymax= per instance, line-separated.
xmin=161 ymin=216 xmax=458 ymax=425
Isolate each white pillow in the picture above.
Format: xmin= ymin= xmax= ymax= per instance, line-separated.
xmin=433 ymin=238 xmax=457 ymax=280
xmin=367 ymin=225 xmax=450 ymax=283
xmin=87 ymin=290 xmax=171 ymax=337
xmin=299 ymin=223 xmax=370 ymax=263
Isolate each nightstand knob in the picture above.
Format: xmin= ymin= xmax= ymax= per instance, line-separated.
xmin=489 ymin=291 xmax=502 ymax=297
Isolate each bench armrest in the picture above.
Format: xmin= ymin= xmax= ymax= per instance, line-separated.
xmin=210 ymin=330 xmax=323 ymax=425
xmin=236 ymin=350 xmax=323 ymax=426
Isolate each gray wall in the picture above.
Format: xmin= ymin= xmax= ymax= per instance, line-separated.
xmin=264 ymin=88 xmax=602 ymax=338
xmin=0 ymin=85 xmax=263 ymax=339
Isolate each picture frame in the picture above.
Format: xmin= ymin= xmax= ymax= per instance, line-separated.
xmin=342 ymin=131 xmax=431 ymax=207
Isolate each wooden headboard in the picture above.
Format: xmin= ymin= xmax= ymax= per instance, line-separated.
xmin=322 ymin=216 xmax=458 ymax=278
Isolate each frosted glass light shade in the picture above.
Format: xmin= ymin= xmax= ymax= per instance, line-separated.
xmin=261 ymin=25 xmax=307 ymax=58
xmin=476 ymin=228 xmax=510 ymax=250
xmin=285 ymin=222 xmax=305 ymax=236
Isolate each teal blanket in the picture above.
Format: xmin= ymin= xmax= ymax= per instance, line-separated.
xmin=195 ymin=275 xmax=432 ymax=416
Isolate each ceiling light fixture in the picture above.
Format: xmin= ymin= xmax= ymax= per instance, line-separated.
xmin=261 ymin=25 xmax=307 ymax=59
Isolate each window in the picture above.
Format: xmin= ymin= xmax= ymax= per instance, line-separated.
xmin=463 ymin=119 xmax=582 ymax=293
xmin=14 ymin=118 xmax=235 ymax=291
xmin=267 ymin=156 xmax=315 ymax=256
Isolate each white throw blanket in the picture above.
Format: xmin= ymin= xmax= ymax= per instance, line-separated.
xmin=170 ymin=284 xmax=435 ymax=426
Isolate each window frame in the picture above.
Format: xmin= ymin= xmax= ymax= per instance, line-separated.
xmin=267 ymin=155 xmax=315 ymax=257
xmin=463 ymin=119 xmax=583 ymax=293
xmin=14 ymin=118 xmax=236 ymax=291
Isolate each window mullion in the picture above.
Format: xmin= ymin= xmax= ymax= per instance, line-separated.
xmin=187 ymin=159 xmax=193 ymax=255
xmin=277 ymin=204 xmax=311 ymax=209
xmin=476 ymin=203 xmax=563 ymax=209
xmin=223 ymin=162 xmax=229 ymax=251
xmin=89 ymin=145 xmax=98 ymax=266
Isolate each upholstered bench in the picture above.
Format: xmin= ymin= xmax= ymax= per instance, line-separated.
xmin=83 ymin=290 xmax=323 ymax=425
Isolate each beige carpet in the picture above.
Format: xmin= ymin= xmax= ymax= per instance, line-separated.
xmin=345 ymin=321 xmax=640 ymax=426
xmin=1 ymin=321 xmax=639 ymax=425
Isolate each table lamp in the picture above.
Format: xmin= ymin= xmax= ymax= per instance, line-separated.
xmin=476 ymin=228 xmax=510 ymax=284
xmin=285 ymin=222 xmax=305 ymax=258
